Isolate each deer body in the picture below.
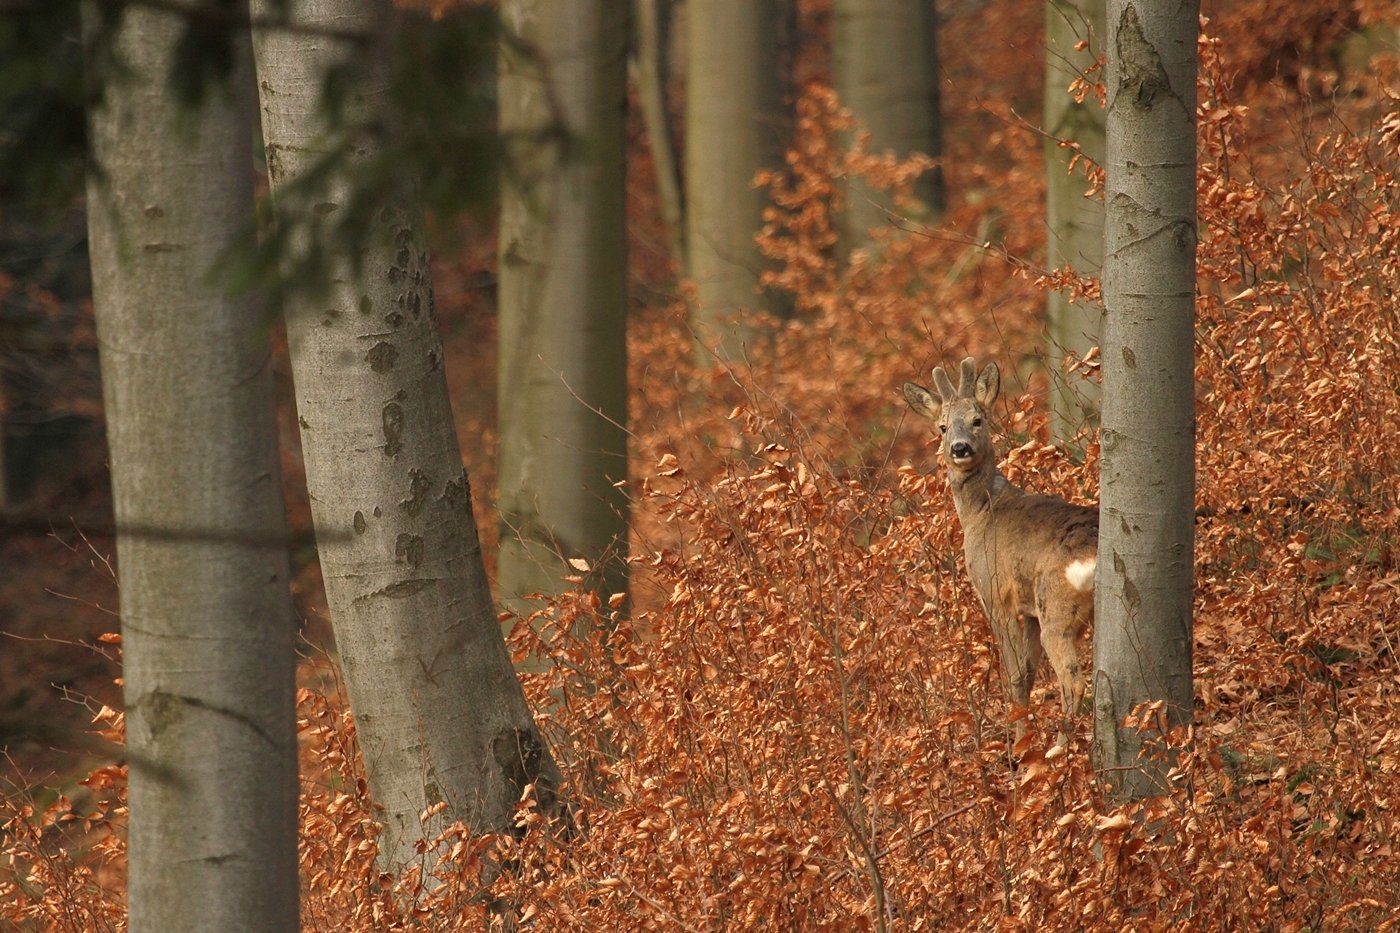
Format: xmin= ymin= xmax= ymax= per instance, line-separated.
xmin=905 ymin=358 xmax=1098 ymax=737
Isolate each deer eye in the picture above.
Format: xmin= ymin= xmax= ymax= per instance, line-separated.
xmin=937 ymin=424 xmax=947 ymax=435
xmin=971 ymin=417 xmax=983 ymax=428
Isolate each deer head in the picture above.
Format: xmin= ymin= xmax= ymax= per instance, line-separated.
xmin=903 ymin=357 xmax=1001 ymax=476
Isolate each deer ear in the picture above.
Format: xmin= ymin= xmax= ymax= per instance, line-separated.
xmin=903 ymin=382 xmax=941 ymax=420
xmin=975 ymin=362 xmax=1001 ymax=406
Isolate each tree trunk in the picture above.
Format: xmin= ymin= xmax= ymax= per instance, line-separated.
xmin=1044 ymin=0 xmax=1107 ymax=445
xmin=496 ymin=0 xmax=631 ymax=631
xmin=0 ymin=379 xmax=7 ymax=509
xmin=86 ymin=4 xmax=299 ymax=928
xmin=684 ymin=0 xmax=790 ymax=364
xmin=832 ymin=0 xmax=945 ymax=247
xmin=250 ymin=0 xmax=563 ymax=874
xmin=632 ymin=0 xmax=686 ymax=268
xmin=1092 ymin=0 xmax=1197 ymax=801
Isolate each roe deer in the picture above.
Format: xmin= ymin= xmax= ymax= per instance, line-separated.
xmin=904 ymin=357 xmax=1098 ymax=740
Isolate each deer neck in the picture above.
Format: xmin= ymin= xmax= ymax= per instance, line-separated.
xmin=947 ymin=459 xmax=1016 ymax=525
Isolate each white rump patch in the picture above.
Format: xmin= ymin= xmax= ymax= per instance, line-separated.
xmin=1064 ymin=557 xmax=1096 ymax=592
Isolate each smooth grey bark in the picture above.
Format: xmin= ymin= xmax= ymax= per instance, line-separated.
xmin=1045 ymin=0 xmax=1107 ymax=445
xmin=832 ymin=0 xmax=945 ymax=247
xmin=632 ymin=0 xmax=686 ymax=267
xmin=497 ymin=0 xmax=631 ymax=628
xmin=1092 ymin=0 xmax=1197 ymax=801
xmin=684 ymin=0 xmax=790 ymax=364
xmin=86 ymin=3 xmax=299 ymax=928
xmin=251 ymin=0 xmax=563 ymax=874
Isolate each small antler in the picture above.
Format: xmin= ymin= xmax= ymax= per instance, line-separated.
xmin=932 ymin=365 xmax=956 ymax=402
xmin=957 ymin=357 xmax=977 ymax=398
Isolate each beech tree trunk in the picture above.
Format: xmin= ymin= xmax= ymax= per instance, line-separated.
xmin=832 ymin=0 xmax=945 ymax=247
xmin=251 ymin=0 xmax=562 ymax=874
xmin=1045 ymin=0 xmax=1107 ymax=444
xmin=684 ymin=0 xmax=790 ymax=364
xmin=632 ymin=0 xmax=685 ymax=267
xmin=497 ymin=0 xmax=630 ymax=629
xmin=86 ymin=4 xmax=299 ymax=928
xmin=1092 ymin=0 xmax=1197 ymax=801
xmin=0 ymin=381 xmax=7 ymax=508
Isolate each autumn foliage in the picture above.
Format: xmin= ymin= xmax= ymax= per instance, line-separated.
xmin=6 ymin=0 xmax=1400 ymax=928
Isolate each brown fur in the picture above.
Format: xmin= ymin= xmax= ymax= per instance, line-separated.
xmin=904 ymin=358 xmax=1098 ymax=739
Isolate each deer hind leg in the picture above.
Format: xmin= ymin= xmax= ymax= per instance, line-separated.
xmin=995 ymin=615 xmax=1043 ymax=742
xmin=1037 ymin=588 xmax=1088 ymax=732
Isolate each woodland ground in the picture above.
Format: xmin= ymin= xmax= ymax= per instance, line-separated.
xmin=4 ymin=0 xmax=1400 ymax=929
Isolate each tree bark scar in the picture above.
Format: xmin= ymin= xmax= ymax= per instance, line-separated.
xmin=1172 ymin=218 xmax=1197 ymax=250
xmin=356 ymin=578 xmax=433 ymax=602
xmin=138 ymin=689 xmax=278 ymax=748
xmin=365 ymin=340 xmax=398 ymax=372
xmin=381 ymin=400 xmax=404 ymax=458
xmin=399 ymin=468 xmax=431 ymax=516
xmin=441 ymin=469 xmax=473 ymax=514
xmin=1112 ymin=551 xmax=1142 ymax=614
xmin=395 ymin=532 xmax=424 ymax=568
xmin=1116 ymin=4 xmax=1172 ymax=111
xmin=1091 ymin=671 xmax=1119 ymax=756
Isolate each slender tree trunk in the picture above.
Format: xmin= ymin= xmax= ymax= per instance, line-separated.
xmin=1045 ymin=0 xmax=1107 ymax=445
xmin=684 ymin=0 xmax=790 ymax=364
xmin=497 ymin=0 xmax=630 ymax=628
xmin=632 ymin=0 xmax=686 ymax=268
xmin=0 ymin=380 xmax=7 ymax=509
xmin=832 ymin=0 xmax=945 ymax=247
xmin=1092 ymin=0 xmax=1197 ymax=801
xmin=251 ymin=0 xmax=563 ymax=874
xmin=86 ymin=4 xmax=299 ymax=928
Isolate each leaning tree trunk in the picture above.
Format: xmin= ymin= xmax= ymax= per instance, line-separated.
xmin=632 ymin=0 xmax=686 ymax=268
xmin=1092 ymin=0 xmax=1197 ymax=801
xmin=684 ymin=0 xmax=790 ymax=364
xmin=1044 ymin=0 xmax=1107 ymax=445
xmin=250 ymin=0 xmax=562 ymax=874
xmin=832 ymin=0 xmax=945 ymax=248
xmin=497 ymin=0 xmax=631 ymax=631
xmin=86 ymin=3 xmax=299 ymax=928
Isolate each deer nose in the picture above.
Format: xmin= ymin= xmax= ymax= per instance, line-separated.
xmin=950 ymin=441 xmax=974 ymax=461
